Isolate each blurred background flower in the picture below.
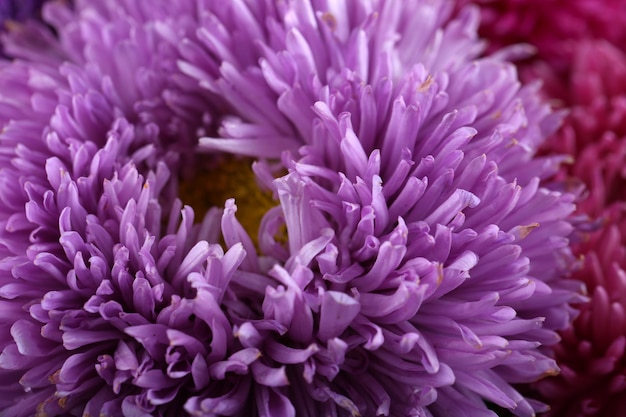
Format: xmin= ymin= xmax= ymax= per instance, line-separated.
xmin=455 ymin=0 xmax=626 ymax=71
xmin=534 ymin=39 xmax=626 ymax=417
xmin=459 ymin=1 xmax=626 ymax=416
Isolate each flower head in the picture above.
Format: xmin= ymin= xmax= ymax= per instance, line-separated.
xmin=0 ymin=1 xmax=583 ymax=417
xmin=181 ymin=1 xmax=583 ymax=416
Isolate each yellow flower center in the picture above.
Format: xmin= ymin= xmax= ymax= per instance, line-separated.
xmin=178 ymin=155 xmax=277 ymax=245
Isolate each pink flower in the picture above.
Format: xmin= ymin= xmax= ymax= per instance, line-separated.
xmin=459 ymin=2 xmax=626 ymax=415
xmin=533 ymin=40 xmax=626 ymax=416
xmin=541 ymin=40 xmax=626 ymax=216
xmin=457 ymin=0 xmax=626 ymax=70
xmin=536 ymin=204 xmax=626 ymax=416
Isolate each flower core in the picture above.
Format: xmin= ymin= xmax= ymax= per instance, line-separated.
xmin=178 ymin=156 xmax=276 ymax=241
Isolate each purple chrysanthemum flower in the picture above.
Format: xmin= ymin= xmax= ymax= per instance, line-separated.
xmin=0 ymin=1 xmax=583 ymax=417
xmin=178 ymin=1 xmax=583 ymax=416
xmin=0 ymin=2 xmax=245 ymax=416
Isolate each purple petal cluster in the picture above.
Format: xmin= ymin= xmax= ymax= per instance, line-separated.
xmin=0 ymin=1 xmax=582 ymax=417
xmin=0 ymin=2 xmax=235 ymax=415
